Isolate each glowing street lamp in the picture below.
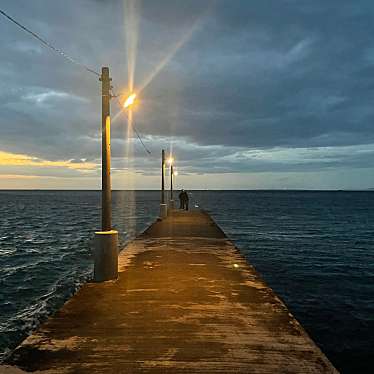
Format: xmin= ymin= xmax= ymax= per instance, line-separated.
xmin=123 ymin=93 xmax=136 ymax=109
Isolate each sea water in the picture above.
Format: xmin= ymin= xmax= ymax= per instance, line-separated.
xmin=0 ymin=190 xmax=373 ymax=373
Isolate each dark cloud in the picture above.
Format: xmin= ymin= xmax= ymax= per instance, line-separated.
xmin=1 ymin=0 xmax=374 ymax=181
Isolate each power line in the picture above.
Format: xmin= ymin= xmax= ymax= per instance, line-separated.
xmin=0 ymin=8 xmax=100 ymax=77
xmin=133 ymin=126 xmax=152 ymax=155
xmin=1 ymin=8 xmax=151 ymax=155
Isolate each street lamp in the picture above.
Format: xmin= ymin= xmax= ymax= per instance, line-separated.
xmin=123 ymin=93 xmax=136 ymax=109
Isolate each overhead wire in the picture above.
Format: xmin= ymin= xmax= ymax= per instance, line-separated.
xmin=133 ymin=127 xmax=152 ymax=155
xmin=0 ymin=8 xmax=100 ymax=77
xmin=1 ymin=7 xmax=151 ymax=155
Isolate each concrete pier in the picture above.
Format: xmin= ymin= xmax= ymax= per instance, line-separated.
xmin=4 ymin=210 xmax=337 ymax=373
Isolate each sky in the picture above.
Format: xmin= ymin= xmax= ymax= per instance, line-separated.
xmin=1 ymin=0 xmax=374 ymax=190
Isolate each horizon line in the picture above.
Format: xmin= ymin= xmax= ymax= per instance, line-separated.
xmin=1 ymin=188 xmax=374 ymax=192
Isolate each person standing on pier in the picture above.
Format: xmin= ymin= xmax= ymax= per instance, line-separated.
xmin=183 ymin=190 xmax=189 ymax=211
xmin=179 ymin=189 xmax=185 ymax=209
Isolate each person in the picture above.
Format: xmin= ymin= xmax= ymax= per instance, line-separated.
xmin=179 ymin=189 xmax=185 ymax=209
xmin=183 ymin=190 xmax=189 ymax=211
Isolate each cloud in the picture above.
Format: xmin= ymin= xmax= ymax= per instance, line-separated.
xmin=1 ymin=0 xmax=374 ymax=188
xmin=0 ymin=150 xmax=97 ymax=178
xmin=23 ymin=89 xmax=88 ymax=106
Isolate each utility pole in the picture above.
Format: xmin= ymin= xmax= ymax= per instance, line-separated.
xmin=161 ymin=149 xmax=165 ymax=204
xmin=160 ymin=149 xmax=167 ymax=218
xmin=169 ymin=164 xmax=174 ymax=209
xmin=94 ymin=66 xmax=118 ymax=282
xmin=101 ymin=66 xmax=111 ymax=231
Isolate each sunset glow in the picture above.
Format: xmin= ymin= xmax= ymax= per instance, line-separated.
xmin=0 ymin=151 xmax=96 ymax=171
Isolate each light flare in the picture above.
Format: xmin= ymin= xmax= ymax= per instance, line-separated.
xmin=124 ymin=0 xmax=140 ymax=93
xmin=137 ymin=15 xmax=205 ymax=95
xmin=124 ymin=93 xmax=137 ymax=108
xmin=117 ymin=1 xmax=142 ymax=238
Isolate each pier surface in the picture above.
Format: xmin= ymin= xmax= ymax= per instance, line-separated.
xmin=5 ymin=210 xmax=337 ymax=373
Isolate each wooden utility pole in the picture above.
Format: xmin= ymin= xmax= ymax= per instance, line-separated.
xmin=161 ymin=149 xmax=165 ymax=204
xmin=159 ymin=149 xmax=167 ymax=218
xmin=94 ymin=66 xmax=118 ymax=282
xmin=100 ymin=67 xmax=112 ymax=231
xmin=170 ymin=164 xmax=174 ymax=201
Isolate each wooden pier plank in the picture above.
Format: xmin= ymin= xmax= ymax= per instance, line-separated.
xmin=5 ymin=210 xmax=338 ymax=373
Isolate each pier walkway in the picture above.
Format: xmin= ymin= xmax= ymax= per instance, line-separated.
xmin=5 ymin=210 xmax=337 ymax=373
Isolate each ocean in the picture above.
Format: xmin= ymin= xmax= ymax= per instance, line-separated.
xmin=0 ymin=190 xmax=373 ymax=373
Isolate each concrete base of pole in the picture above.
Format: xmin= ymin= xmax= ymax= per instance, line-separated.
xmin=94 ymin=230 xmax=118 ymax=282
xmin=160 ymin=204 xmax=168 ymax=219
xmin=169 ymin=200 xmax=175 ymax=210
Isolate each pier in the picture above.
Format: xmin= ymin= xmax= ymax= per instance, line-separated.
xmin=4 ymin=210 xmax=337 ymax=373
